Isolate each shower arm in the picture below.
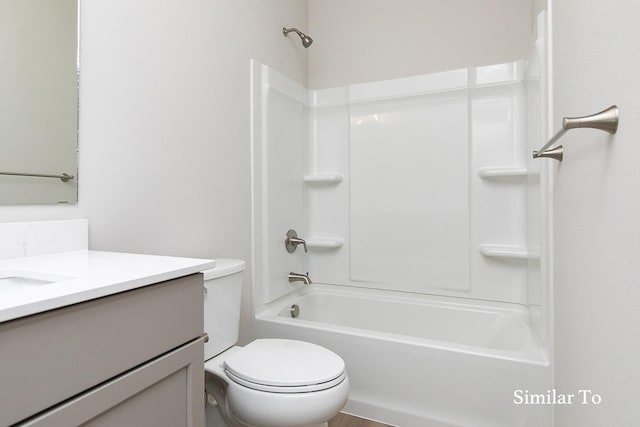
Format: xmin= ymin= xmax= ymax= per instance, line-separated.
xmin=282 ymin=27 xmax=303 ymax=37
xmin=533 ymin=105 xmax=619 ymax=161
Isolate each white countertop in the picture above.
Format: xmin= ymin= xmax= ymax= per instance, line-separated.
xmin=0 ymin=250 xmax=215 ymax=323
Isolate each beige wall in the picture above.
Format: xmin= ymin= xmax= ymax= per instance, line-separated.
xmin=553 ymin=0 xmax=640 ymax=425
xmin=308 ymin=0 xmax=533 ymax=89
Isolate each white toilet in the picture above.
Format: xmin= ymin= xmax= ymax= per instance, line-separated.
xmin=202 ymin=259 xmax=349 ymax=427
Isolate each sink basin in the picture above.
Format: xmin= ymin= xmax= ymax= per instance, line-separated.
xmin=0 ymin=271 xmax=71 ymax=292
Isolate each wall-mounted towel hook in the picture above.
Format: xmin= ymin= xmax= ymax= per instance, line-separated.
xmin=533 ymin=105 xmax=619 ymax=162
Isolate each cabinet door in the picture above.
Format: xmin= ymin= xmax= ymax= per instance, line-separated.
xmin=19 ymin=336 xmax=205 ymax=427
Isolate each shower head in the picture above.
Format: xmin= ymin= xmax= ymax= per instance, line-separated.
xmin=283 ymin=27 xmax=313 ymax=48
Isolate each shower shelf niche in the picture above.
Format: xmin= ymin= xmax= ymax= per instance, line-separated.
xmin=303 ymin=174 xmax=344 ymax=184
xmin=305 ymin=237 xmax=344 ymax=249
xmin=478 ymin=167 xmax=538 ymax=180
xmin=479 ymin=244 xmax=540 ymax=260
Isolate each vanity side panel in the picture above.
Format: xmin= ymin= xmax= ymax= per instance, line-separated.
xmin=0 ymin=273 xmax=203 ymax=426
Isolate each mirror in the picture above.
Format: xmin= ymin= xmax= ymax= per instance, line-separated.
xmin=0 ymin=0 xmax=78 ymax=205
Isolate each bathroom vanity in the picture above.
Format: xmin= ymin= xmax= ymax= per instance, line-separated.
xmin=0 ymin=221 xmax=214 ymax=426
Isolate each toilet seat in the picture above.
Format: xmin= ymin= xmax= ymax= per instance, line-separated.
xmin=225 ymin=369 xmax=347 ymax=393
xmin=223 ymin=339 xmax=346 ymax=393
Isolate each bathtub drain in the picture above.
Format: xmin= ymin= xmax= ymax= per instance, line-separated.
xmin=289 ymin=304 xmax=300 ymax=318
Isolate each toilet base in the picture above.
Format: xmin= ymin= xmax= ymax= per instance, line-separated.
xmin=205 ymin=397 xmax=228 ymax=427
xmin=205 ymin=400 xmax=328 ymax=427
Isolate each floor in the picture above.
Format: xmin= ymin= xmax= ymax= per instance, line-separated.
xmin=328 ymin=412 xmax=392 ymax=427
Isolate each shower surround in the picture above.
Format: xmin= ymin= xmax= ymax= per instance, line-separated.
xmin=251 ymin=14 xmax=552 ymax=425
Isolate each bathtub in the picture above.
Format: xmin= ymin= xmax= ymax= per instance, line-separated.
xmin=254 ymin=284 xmax=552 ymax=427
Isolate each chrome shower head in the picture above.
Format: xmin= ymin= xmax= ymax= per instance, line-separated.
xmin=283 ymin=27 xmax=313 ymax=48
xmin=301 ymin=34 xmax=313 ymax=48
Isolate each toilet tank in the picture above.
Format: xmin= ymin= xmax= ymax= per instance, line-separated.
xmin=202 ymin=259 xmax=246 ymax=360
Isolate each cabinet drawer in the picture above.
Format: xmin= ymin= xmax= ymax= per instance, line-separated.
xmin=18 ymin=335 xmax=205 ymax=427
xmin=0 ymin=274 xmax=203 ymax=426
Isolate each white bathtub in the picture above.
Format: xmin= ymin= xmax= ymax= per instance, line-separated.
xmin=254 ymin=284 xmax=552 ymax=427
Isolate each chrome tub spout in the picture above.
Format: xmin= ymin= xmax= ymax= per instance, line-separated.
xmin=288 ymin=272 xmax=312 ymax=285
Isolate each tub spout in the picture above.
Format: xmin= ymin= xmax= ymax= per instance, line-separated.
xmin=288 ymin=272 xmax=312 ymax=285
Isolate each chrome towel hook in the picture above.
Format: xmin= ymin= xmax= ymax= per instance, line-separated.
xmin=533 ymin=105 xmax=619 ymax=162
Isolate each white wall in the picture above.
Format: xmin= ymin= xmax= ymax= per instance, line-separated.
xmin=296 ymin=64 xmax=534 ymax=306
xmin=80 ymin=0 xmax=307 ymax=344
xmin=308 ymin=0 xmax=533 ymax=89
xmin=78 ymin=0 xmax=306 ymax=256
xmin=553 ymin=0 xmax=640 ymax=425
xmin=1 ymin=0 xmax=308 ymax=344
xmin=250 ymin=63 xmax=309 ymax=306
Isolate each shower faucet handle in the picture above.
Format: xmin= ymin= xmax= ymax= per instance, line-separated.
xmin=285 ymin=229 xmax=307 ymax=253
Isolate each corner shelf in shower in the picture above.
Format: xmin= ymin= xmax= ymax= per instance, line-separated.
xmin=303 ymin=173 xmax=344 ymax=184
xmin=306 ymin=237 xmax=344 ymax=249
xmin=479 ymin=244 xmax=540 ymax=260
xmin=478 ymin=167 xmax=539 ymax=180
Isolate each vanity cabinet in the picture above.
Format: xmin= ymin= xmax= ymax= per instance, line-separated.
xmin=0 ymin=274 xmax=205 ymax=427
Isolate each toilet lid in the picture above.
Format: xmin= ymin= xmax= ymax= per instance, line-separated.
xmin=223 ymin=339 xmax=345 ymax=391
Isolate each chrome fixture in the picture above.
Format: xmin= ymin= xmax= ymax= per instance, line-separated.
xmin=533 ymin=105 xmax=619 ymax=162
xmin=288 ymin=272 xmax=312 ymax=285
xmin=534 ymin=145 xmax=564 ymax=162
xmin=289 ymin=304 xmax=300 ymax=318
xmin=0 ymin=171 xmax=75 ymax=182
xmin=285 ymin=229 xmax=307 ymax=253
xmin=282 ymin=27 xmax=313 ymax=48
